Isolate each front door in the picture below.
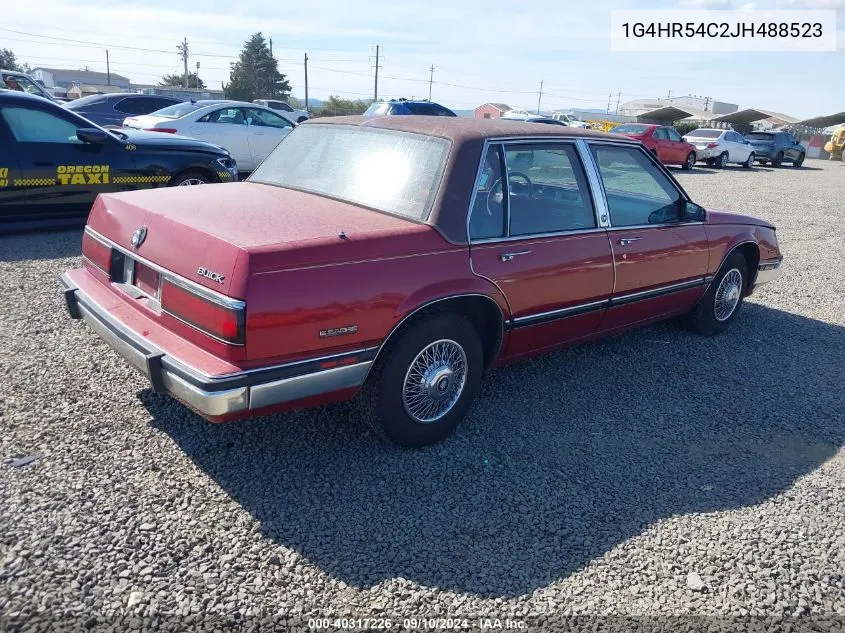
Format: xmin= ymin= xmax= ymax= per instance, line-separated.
xmin=468 ymin=142 xmax=614 ymax=361
xmin=0 ymin=102 xmax=135 ymax=227
xmin=190 ymin=107 xmax=253 ymax=169
xmin=243 ymin=107 xmax=294 ymax=168
xmin=588 ymin=142 xmax=710 ymax=331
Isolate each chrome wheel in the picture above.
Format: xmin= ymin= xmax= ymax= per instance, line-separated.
xmin=714 ymin=268 xmax=743 ymax=322
xmin=685 ymin=152 xmax=695 ymax=169
xmin=402 ymin=339 xmax=467 ymax=424
xmin=177 ymin=178 xmax=206 ymax=186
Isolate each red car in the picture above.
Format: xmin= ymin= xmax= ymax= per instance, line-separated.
xmin=62 ymin=118 xmax=783 ymax=447
xmin=610 ymin=123 xmax=698 ymax=170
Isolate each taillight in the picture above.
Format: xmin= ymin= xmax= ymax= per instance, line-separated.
xmin=81 ymin=232 xmax=112 ymax=274
xmin=706 ymin=142 xmax=719 ymax=149
xmin=145 ymin=128 xmax=177 ymax=133
xmin=160 ymin=279 xmax=245 ymax=344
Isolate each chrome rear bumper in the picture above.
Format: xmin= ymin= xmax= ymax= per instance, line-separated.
xmin=61 ymin=273 xmax=374 ymax=418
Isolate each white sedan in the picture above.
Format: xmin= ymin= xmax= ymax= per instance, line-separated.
xmin=682 ymin=128 xmax=755 ymax=169
xmin=123 ymin=100 xmax=295 ymax=171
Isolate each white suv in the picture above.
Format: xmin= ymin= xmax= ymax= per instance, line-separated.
xmin=252 ymin=99 xmax=309 ymax=123
xmin=551 ymin=112 xmax=589 ymax=128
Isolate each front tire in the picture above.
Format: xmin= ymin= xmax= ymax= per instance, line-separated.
xmin=359 ymin=313 xmax=484 ymax=447
xmin=683 ymin=251 xmax=748 ymax=336
xmin=682 ymin=152 xmax=696 ymax=170
xmin=170 ymin=170 xmax=211 ymax=186
xmin=793 ymin=153 xmax=805 ymax=168
xmin=742 ymin=152 xmax=755 ymax=168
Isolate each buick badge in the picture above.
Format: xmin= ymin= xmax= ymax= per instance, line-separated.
xmin=130 ymin=225 xmax=147 ymax=249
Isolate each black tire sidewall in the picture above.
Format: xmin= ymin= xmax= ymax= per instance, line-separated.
xmin=744 ymin=153 xmax=754 ymax=168
xmin=794 ymin=153 xmax=804 ymax=167
xmin=374 ymin=314 xmax=484 ymax=447
xmin=718 ymin=152 xmax=728 ymax=168
xmin=683 ymin=152 xmax=695 ymax=170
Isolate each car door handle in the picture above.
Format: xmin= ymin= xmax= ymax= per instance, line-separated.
xmin=500 ymin=250 xmax=531 ymax=262
xmin=618 ymin=237 xmax=642 ymax=246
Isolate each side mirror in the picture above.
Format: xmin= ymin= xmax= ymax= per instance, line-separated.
xmin=682 ymin=200 xmax=706 ymax=222
xmin=77 ymin=128 xmax=110 ymax=144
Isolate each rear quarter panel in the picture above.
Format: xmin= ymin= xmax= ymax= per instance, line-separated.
xmin=242 ymin=232 xmax=509 ymax=367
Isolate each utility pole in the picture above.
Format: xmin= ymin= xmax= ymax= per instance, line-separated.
xmin=373 ymin=44 xmax=380 ymax=102
xmin=667 ymin=89 xmax=672 ymax=100
xmin=177 ymin=37 xmax=189 ymax=88
xmin=615 ymin=91 xmax=621 ymax=115
xmin=428 ymin=64 xmax=434 ymax=101
xmin=269 ymin=38 xmax=274 ymax=97
xmin=196 ymin=61 xmax=200 ymax=90
xmin=304 ymin=53 xmax=309 ymax=110
xmin=607 ymin=93 xmax=612 ymax=113
xmin=105 ymin=50 xmax=110 ymax=86
xmin=537 ymin=79 xmax=544 ymax=114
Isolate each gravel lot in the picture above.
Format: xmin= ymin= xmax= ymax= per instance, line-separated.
xmin=1 ymin=160 xmax=844 ymax=632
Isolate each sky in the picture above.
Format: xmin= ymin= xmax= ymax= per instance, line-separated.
xmin=2 ymin=0 xmax=843 ymax=118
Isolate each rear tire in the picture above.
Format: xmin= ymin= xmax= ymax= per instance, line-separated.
xmin=715 ymin=152 xmax=728 ymax=169
xmin=772 ymin=151 xmax=784 ymax=167
xmin=683 ymin=251 xmax=748 ymax=336
xmin=170 ymin=170 xmax=211 ymax=186
xmin=793 ymin=153 xmax=805 ymax=168
xmin=358 ymin=313 xmax=484 ymax=447
xmin=682 ymin=152 xmax=696 ymax=170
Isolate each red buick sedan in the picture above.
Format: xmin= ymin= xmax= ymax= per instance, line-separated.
xmin=62 ymin=117 xmax=782 ymax=447
xmin=610 ymin=123 xmax=698 ymax=170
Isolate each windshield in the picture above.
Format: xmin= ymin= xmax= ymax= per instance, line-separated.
xmin=250 ymin=124 xmax=450 ymax=221
xmin=686 ymin=129 xmax=722 ymax=139
xmin=149 ymin=102 xmax=206 ymax=119
xmin=612 ymin=124 xmax=650 ymax=135
xmin=745 ymin=132 xmax=774 ymax=140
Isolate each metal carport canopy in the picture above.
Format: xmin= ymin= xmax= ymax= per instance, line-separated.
xmin=794 ymin=112 xmax=845 ymax=129
xmin=711 ymin=108 xmax=799 ymax=125
xmin=635 ymin=106 xmax=697 ymax=122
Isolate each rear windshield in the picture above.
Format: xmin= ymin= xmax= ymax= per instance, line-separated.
xmin=249 ymin=124 xmax=451 ymax=221
xmin=745 ymin=132 xmax=774 ymax=140
xmin=686 ymin=129 xmax=722 ymax=138
xmin=364 ymin=102 xmax=390 ymax=116
xmin=149 ymin=102 xmax=205 ymax=119
xmin=65 ymin=94 xmax=110 ymax=108
xmin=611 ymin=124 xmax=650 ymax=135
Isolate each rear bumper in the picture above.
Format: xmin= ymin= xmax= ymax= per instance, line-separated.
xmin=61 ymin=272 xmax=375 ymax=419
xmin=755 ymin=257 xmax=783 ymax=286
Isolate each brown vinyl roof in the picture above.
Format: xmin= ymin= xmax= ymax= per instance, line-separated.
xmin=302 ymin=116 xmax=636 ymax=244
xmin=306 ymin=115 xmax=622 ymax=143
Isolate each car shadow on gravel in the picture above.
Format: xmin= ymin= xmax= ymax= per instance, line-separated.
xmin=146 ymin=303 xmax=845 ymax=598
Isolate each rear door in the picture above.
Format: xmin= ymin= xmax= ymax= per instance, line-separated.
xmin=588 ymin=142 xmax=710 ymax=330
xmin=469 ymin=141 xmax=614 ymax=361
xmin=665 ymin=127 xmax=687 ymax=163
xmin=190 ymin=106 xmax=252 ymax=168
xmin=0 ymin=102 xmax=136 ymax=226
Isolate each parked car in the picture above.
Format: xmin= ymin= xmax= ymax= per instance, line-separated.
xmin=123 ymin=100 xmax=294 ymax=172
xmin=65 ymin=93 xmax=182 ymax=128
xmin=610 ymin=123 xmax=697 ymax=170
xmin=744 ymin=131 xmax=805 ymax=167
xmin=682 ymin=128 xmax=756 ymax=169
xmin=551 ymin=112 xmax=590 ymax=129
xmin=363 ymin=99 xmax=457 ymax=117
xmin=61 ymin=117 xmax=783 ymax=447
xmin=517 ymin=116 xmax=569 ymax=126
xmin=1 ymin=69 xmax=56 ymax=102
xmin=0 ymin=91 xmax=237 ymax=232
xmin=252 ymin=99 xmax=308 ymax=123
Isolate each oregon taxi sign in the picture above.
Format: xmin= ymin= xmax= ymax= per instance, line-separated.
xmin=57 ymin=165 xmax=110 ymax=185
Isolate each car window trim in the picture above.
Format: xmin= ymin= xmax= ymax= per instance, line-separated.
xmin=466 ymin=137 xmax=611 ymax=244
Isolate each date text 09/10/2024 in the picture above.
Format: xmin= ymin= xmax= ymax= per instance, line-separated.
xmin=307 ymin=617 xmax=528 ymax=630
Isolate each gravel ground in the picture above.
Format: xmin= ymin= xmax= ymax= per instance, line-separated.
xmin=1 ymin=160 xmax=844 ymax=632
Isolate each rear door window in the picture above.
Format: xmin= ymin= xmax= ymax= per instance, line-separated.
xmin=114 ymin=97 xmax=151 ymax=115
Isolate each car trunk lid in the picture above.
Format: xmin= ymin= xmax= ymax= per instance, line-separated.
xmin=86 ymin=182 xmax=428 ymax=299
